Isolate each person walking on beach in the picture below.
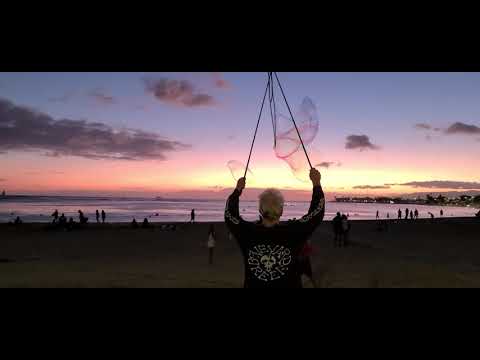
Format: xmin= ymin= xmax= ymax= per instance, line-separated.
xmin=333 ymin=212 xmax=343 ymax=247
xmin=96 ymin=210 xmax=100 ymax=223
xmin=51 ymin=209 xmax=59 ymax=224
xmin=440 ymin=209 xmax=444 ymax=217
xmin=410 ymin=211 xmax=414 ymax=220
xmin=376 ymin=210 xmax=379 ymax=219
xmin=101 ymin=210 xmax=106 ymax=224
xmin=207 ymin=224 xmax=216 ymax=265
xmin=398 ymin=209 xmax=402 ymax=220
xmin=78 ymin=210 xmax=88 ymax=224
xmin=405 ymin=208 xmax=409 ymax=220
xmin=190 ymin=209 xmax=196 ymax=223
xmin=341 ymin=214 xmax=350 ymax=246
xmin=414 ymin=209 xmax=419 ymax=219
xmin=387 ymin=213 xmax=390 ymax=219
xmin=225 ymin=168 xmax=325 ymax=288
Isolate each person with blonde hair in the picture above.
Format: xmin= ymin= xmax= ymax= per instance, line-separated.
xmin=225 ymin=168 xmax=325 ymax=288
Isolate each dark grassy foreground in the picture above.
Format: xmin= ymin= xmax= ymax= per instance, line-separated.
xmin=1 ymin=218 xmax=480 ymax=288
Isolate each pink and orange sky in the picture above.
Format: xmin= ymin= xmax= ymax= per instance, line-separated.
xmin=1 ymin=72 xmax=479 ymax=199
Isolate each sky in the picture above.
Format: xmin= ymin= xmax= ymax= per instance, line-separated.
xmin=0 ymin=72 xmax=479 ymax=199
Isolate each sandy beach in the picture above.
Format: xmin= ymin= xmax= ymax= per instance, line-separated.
xmin=1 ymin=218 xmax=480 ymax=288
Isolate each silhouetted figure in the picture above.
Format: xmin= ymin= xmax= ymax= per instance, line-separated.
xmin=142 ymin=218 xmax=150 ymax=229
xmin=410 ymin=211 xmax=414 ymax=220
xmin=440 ymin=209 xmax=444 ymax=217
xmin=207 ymin=224 xmax=216 ymax=265
xmin=428 ymin=212 xmax=434 ymax=219
xmin=101 ymin=210 xmax=106 ymax=223
xmin=376 ymin=210 xmax=379 ymax=219
xmin=96 ymin=210 xmax=100 ymax=223
xmin=476 ymin=210 xmax=480 ymax=218
xmin=414 ymin=209 xmax=419 ymax=219
xmin=341 ymin=214 xmax=351 ymax=246
xmin=387 ymin=213 xmax=390 ymax=219
xmin=67 ymin=217 xmax=75 ymax=231
xmin=59 ymin=213 xmax=67 ymax=227
xmin=333 ymin=212 xmax=342 ymax=247
xmin=131 ymin=218 xmax=139 ymax=229
xmin=190 ymin=209 xmax=195 ymax=223
xmin=51 ymin=209 xmax=59 ymax=224
xmin=1 ymin=190 xmax=5 ymax=197
xmin=405 ymin=208 xmax=409 ymax=220
xmin=14 ymin=216 xmax=22 ymax=225
xmin=398 ymin=209 xmax=402 ymax=219
xmin=78 ymin=210 xmax=88 ymax=224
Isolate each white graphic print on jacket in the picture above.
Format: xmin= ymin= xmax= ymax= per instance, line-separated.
xmin=248 ymin=245 xmax=292 ymax=282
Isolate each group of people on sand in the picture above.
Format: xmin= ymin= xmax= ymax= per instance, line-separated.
xmin=48 ymin=209 xmax=107 ymax=230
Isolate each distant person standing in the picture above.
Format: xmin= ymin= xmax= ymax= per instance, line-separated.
xmin=101 ymin=210 xmax=106 ymax=224
xmin=428 ymin=212 xmax=434 ymax=219
xmin=333 ymin=212 xmax=342 ymax=247
xmin=341 ymin=214 xmax=350 ymax=247
xmin=440 ymin=209 xmax=444 ymax=217
xmin=387 ymin=213 xmax=390 ymax=219
xmin=78 ymin=210 xmax=88 ymax=224
xmin=376 ymin=210 xmax=379 ymax=219
xmin=207 ymin=224 xmax=216 ymax=265
xmin=191 ymin=209 xmax=196 ymax=224
xmin=398 ymin=209 xmax=402 ymax=220
xmin=51 ymin=209 xmax=59 ymax=224
xmin=410 ymin=211 xmax=414 ymax=220
xmin=96 ymin=210 xmax=100 ymax=223
xmin=414 ymin=209 xmax=419 ymax=219
xmin=405 ymin=208 xmax=409 ymax=220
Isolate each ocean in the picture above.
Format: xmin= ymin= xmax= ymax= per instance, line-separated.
xmin=0 ymin=196 xmax=477 ymax=223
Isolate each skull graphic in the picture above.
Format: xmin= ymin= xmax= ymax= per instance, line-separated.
xmin=260 ymin=255 xmax=277 ymax=272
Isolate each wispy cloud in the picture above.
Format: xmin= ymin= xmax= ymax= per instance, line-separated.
xmin=391 ymin=181 xmax=480 ymax=190
xmin=353 ymin=185 xmax=391 ymax=190
xmin=345 ymin=135 xmax=379 ymax=151
xmin=88 ymin=89 xmax=116 ymax=105
xmin=0 ymin=97 xmax=190 ymax=161
xmin=144 ymin=77 xmax=216 ymax=107
xmin=414 ymin=123 xmax=432 ymax=130
xmin=315 ymin=161 xmax=341 ymax=168
xmin=444 ymin=122 xmax=480 ymax=135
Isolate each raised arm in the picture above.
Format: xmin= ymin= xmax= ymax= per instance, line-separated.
xmin=297 ymin=168 xmax=326 ymax=236
xmin=224 ymin=177 xmax=246 ymax=236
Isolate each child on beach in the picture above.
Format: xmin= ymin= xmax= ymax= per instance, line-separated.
xmin=207 ymin=225 xmax=216 ymax=265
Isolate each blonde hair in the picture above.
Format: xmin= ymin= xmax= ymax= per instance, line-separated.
xmin=259 ymin=188 xmax=284 ymax=221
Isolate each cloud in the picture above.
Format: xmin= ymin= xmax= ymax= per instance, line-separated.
xmin=444 ymin=122 xmax=480 ymax=135
xmin=0 ymin=178 xmax=6 ymax=182
xmin=353 ymin=185 xmax=391 ymax=190
xmin=345 ymin=135 xmax=379 ymax=151
xmin=211 ymin=73 xmax=231 ymax=89
xmin=396 ymin=181 xmax=480 ymax=190
xmin=88 ymin=89 xmax=116 ymax=105
xmin=0 ymin=97 xmax=190 ymax=161
xmin=414 ymin=123 xmax=432 ymax=130
xmin=425 ymin=135 xmax=432 ymax=141
xmin=144 ymin=78 xmax=216 ymax=107
xmin=315 ymin=161 xmax=336 ymax=168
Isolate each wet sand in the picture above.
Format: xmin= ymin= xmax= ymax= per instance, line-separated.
xmin=1 ymin=218 xmax=480 ymax=287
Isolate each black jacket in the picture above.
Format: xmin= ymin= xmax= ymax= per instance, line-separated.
xmin=225 ymin=186 xmax=325 ymax=288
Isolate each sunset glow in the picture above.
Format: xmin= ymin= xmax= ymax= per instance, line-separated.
xmin=1 ymin=72 xmax=479 ymax=199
